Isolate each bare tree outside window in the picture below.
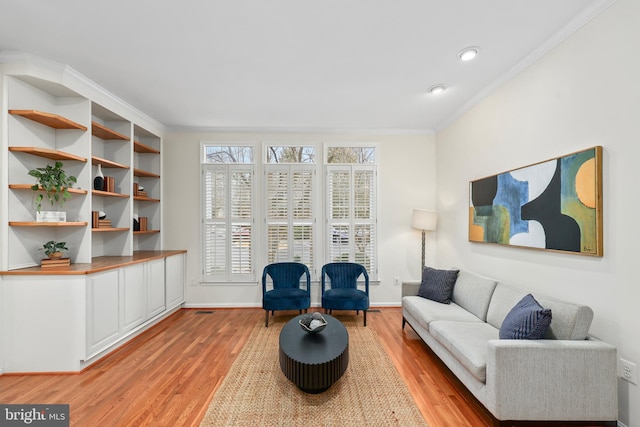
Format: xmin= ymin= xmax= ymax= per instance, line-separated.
xmin=205 ymin=146 xmax=253 ymax=163
xmin=327 ymin=147 xmax=375 ymax=164
xmin=266 ymin=146 xmax=315 ymax=163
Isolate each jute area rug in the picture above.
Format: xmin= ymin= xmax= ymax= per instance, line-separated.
xmin=200 ymin=314 xmax=428 ymax=427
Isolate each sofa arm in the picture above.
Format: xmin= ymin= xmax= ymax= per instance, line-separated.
xmin=402 ymin=280 xmax=421 ymax=298
xmin=485 ymin=338 xmax=617 ymax=422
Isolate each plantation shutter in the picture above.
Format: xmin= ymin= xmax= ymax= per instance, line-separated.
xmin=203 ymin=164 xmax=254 ymax=281
xmin=265 ymin=164 xmax=315 ymax=272
xmin=326 ymin=165 xmax=377 ymax=278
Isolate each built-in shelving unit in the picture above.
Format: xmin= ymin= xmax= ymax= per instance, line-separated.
xmin=1 ymin=59 xmax=164 ymax=270
xmin=133 ymin=124 xmax=161 ymax=250
xmin=0 ymin=53 xmax=181 ymax=377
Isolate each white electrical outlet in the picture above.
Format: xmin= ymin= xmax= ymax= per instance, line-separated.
xmin=394 ymin=277 xmax=400 ymax=286
xmin=619 ymin=358 xmax=638 ymax=385
xmin=190 ymin=277 xmax=197 ymax=287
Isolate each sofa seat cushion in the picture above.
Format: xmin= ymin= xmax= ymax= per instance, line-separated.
xmin=402 ymin=296 xmax=482 ymax=332
xmin=429 ymin=321 xmax=499 ymax=383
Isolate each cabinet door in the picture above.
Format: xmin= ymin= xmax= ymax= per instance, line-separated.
xmin=121 ymin=263 xmax=146 ymax=332
xmin=147 ymin=258 xmax=165 ymax=318
xmin=86 ymin=270 xmax=120 ymax=356
xmin=165 ymin=253 xmax=185 ymax=309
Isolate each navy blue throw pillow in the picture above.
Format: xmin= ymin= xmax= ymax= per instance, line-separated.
xmin=417 ymin=267 xmax=459 ymax=304
xmin=499 ymin=294 xmax=552 ymax=339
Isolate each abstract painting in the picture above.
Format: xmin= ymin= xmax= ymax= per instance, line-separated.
xmin=469 ymin=146 xmax=603 ymax=256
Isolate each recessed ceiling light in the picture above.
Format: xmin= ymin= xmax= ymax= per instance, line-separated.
xmin=429 ymin=84 xmax=446 ymax=95
xmin=458 ymin=47 xmax=479 ymax=61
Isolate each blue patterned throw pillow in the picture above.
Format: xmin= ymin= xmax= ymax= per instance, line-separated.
xmin=417 ymin=267 xmax=459 ymax=304
xmin=499 ymin=294 xmax=552 ymax=339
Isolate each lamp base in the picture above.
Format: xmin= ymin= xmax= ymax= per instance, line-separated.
xmin=421 ymin=230 xmax=426 ymax=273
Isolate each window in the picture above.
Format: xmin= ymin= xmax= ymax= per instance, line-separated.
xmin=325 ymin=145 xmax=377 ymax=279
xmin=264 ymin=146 xmax=316 ymax=273
xmin=200 ymin=143 xmax=378 ymax=283
xmin=202 ymin=145 xmax=255 ymax=282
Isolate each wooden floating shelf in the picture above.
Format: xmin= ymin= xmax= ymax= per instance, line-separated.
xmin=134 ymin=230 xmax=160 ymax=235
xmin=9 ymin=184 xmax=88 ymax=195
xmin=134 ymin=196 xmax=160 ymax=202
xmin=9 ymin=110 xmax=88 ymax=131
xmin=92 ymin=189 xmax=129 ymax=198
xmin=9 ymin=146 xmax=87 ymax=162
xmin=92 ymin=121 xmax=129 ymax=141
xmin=9 ymin=221 xmax=88 ymax=227
xmin=92 ymin=227 xmax=130 ymax=232
xmin=134 ymin=168 xmax=160 ymax=178
xmin=92 ymin=156 xmax=129 ymax=169
xmin=134 ymin=141 xmax=160 ymax=154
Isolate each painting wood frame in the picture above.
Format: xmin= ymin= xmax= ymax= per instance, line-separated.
xmin=469 ymin=146 xmax=603 ymax=256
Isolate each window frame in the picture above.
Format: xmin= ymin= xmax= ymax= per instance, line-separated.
xmin=200 ymin=143 xmax=256 ymax=283
xmin=323 ymin=143 xmax=379 ymax=280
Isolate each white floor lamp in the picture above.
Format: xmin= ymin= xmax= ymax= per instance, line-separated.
xmin=412 ymin=209 xmax=438 ymax=273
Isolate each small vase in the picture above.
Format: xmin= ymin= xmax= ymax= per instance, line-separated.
xmin=93 ymin=164 xmax=104 ymax=191
xmin=48 ymin=252 xmax=63 ymax=260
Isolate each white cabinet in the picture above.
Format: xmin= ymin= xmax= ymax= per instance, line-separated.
xmin=165 ymin=253 xmax=185 ymax=310
xmin=146 ymin=258 xmax=166 ymax=318
xmin=121 ymin=263 xmax=146 ymax=333
xmin=86 ymin=270 xmax=120 ymax=357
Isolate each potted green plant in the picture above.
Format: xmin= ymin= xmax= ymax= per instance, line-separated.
xmin=28 ymin=161 xmax=77 ymax=220
xmin=40 ymin=240 xmax=69 ymax=259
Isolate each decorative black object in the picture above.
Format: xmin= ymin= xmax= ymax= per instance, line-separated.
xmin=93 ymin=164 xmax=104 ymax=190
xmin=299 ymin=312 xmax=328 ymax=334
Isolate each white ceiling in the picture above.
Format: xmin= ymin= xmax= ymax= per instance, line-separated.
xmin=0 ymin=0 xmax=613 ymax=132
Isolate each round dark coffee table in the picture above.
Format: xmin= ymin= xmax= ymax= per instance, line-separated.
xmin=279 ymin=313 xmax=349 ymax=393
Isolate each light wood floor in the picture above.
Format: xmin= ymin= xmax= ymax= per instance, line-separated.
xmin=0 ymin=307 xmax=495 ymax=426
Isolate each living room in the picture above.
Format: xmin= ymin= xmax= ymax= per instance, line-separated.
xmin=1 ymin=0 xmax=638 ymax=426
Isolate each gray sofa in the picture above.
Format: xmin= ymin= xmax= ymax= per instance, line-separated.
xmin=402 ymin=269 xmax=618 ymax=426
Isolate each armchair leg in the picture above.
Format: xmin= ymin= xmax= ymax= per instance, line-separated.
xmin=265 ymin=310 xmax=269 ymax=327
xmin=364 ymin=310 xmax=367 ymax=327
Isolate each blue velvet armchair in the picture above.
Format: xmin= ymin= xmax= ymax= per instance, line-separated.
xmin=321 ymin=262 xmax=370 ymax=326
xmin=262 ymin=262 xmax=311 ymax=327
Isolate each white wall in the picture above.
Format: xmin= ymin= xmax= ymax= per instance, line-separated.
xmin=162 ymin=131 xmax=436 ymax=307
xmin=436 ymin=0 xmax=639 ymax=424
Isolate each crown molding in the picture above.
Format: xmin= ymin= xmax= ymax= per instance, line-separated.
xmin=436 ymin=0 xmax=618 ymax=133
xmin=165 ymin=125 xmax=435 ymax=136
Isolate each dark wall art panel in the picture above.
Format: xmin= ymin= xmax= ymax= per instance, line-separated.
xmin=469 ymin=146 xmax=603 ymax=256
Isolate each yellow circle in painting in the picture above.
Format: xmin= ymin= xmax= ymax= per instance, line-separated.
xmin=575 ymin=158 xmax=596 ymax=208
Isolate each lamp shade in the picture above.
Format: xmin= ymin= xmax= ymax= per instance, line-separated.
xmin=412 ymin=209 xmax=437 ymax=231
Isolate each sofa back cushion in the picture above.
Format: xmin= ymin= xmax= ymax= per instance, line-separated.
xmin=451 ymin=270 xmax=498 ymax=321
xmin=487 ymin=284 xmax=594 ymax=340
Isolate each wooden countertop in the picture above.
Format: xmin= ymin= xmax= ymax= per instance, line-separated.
xmin=0 ymin=250 xmax=187 ymax=276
